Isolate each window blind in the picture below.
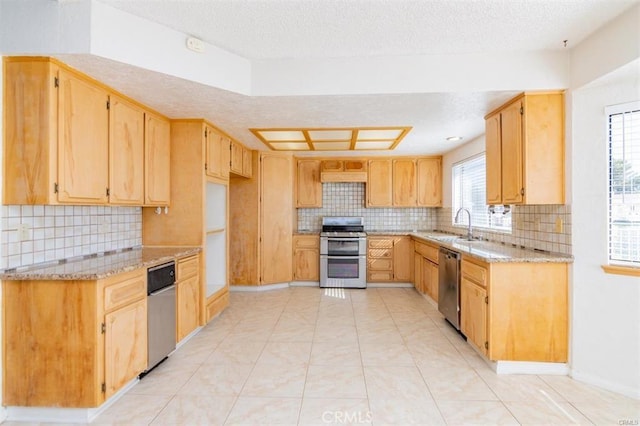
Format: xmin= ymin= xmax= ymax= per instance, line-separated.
xmin=452 ymin=154 xmax=511 ymax=232
xmin=607 ymin=101 xmax=640 ymax=265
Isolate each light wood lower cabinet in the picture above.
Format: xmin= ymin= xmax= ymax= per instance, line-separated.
xmin=367 ymin=236 xmax=412 ymax=283
xmin=176 ymin=255 xmax=200 ymax=343
xmin=293 ymin=235 xmax=320 ymax=281
xmin=3 ymin=268 xmax=147 ymax=407
xmin=460 ymin=257 xmax=568 ymax=362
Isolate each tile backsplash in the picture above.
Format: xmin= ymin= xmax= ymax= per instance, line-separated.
xmin=1 ymin=205 xmax=142 ymax=270
xmin=297 ymin=182 xmax=436 ymax=232
xmin=435 ymin=205 xmax=572 ymax=254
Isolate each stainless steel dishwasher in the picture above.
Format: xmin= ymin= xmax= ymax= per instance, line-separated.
xmin=145 ymin=261 xmax=176 ymax=374
xmin=438 ymin=247 xmax=461 ymax=330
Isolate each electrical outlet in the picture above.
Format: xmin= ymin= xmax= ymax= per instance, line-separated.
xmin=17 ymin=223 xmax=31 ymax=241
xmin=555 ymin=217 xmax=564 ymax=233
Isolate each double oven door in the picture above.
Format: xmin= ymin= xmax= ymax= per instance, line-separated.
xmin=320 ymin=236 xmax=367 ymax=288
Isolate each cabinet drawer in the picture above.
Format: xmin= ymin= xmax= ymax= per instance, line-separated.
xmin=103 ymin=269 xmax=146 ymax=313
xmin=415 ymin=241 xmax=439 ymax=263
xmin=369 ymin=258 xmax=393 ymax=271
xmin=368 ymin=248 xmax=392 ymax=258
xmin=177 ymin=255 xmax=199 ymax=281
xmin=368 ymin=238 xmax=393 ymax=249
xmin=462 ymin=259 xmax=488 ymax=287
xmin=368 ymin=271 xmax=394 ymax=281
xmin=293 ymin=235 xmax=320 ymax=249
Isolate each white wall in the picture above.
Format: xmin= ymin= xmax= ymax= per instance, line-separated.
xmin=570 ymin=63 xmax=640 ymax=398
xmin=441 ymin=136 xmax=485 ymax=208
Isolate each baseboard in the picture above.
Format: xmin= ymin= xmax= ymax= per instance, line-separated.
xmin=229 ymin=282 xmax=290 ymax=292
xmin=6 ymin=376 xmax=138 ymax=423
xmin=290 ymin=281 xmax=319 ymax=287
xmin=175 ymin=325 xmax=203 ymax=350
xmin=492 ymin=360 xmax=569 ymax=375
xmin=367 ymin=282 xmax=414 ymax=288
xmin=571 ymin=369 xmax=640 ymax=399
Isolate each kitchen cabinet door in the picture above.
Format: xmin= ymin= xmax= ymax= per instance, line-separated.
xmin=260 ymin=153 xmax=293 ymax=284
xmin=176 ymin=274 xmax=200 ymax=342
xmin=413 ymin=252 xmax=423 ymax=293
xmin=104 ymin=298 xmax=147 ymax=399
xmin=460 ymin=278 xmax=487 ymax=356
xmin=367 ymin=159 xmax=392 ymax=207
xmin=221 ymin=136 xmax=231 ymax=179
xmin=144 ymin=112 xmax=171 ymax=206
xmin=205 ymin=127 xmax=223 ymax=178
xmin=57 ymin=68 xmax=109 ymax=204
xmin=485 ymin=112 xmax=502 ymax=205
xmin=417 ymin=158 xmax=442 ymax=207
xmin=393 ymin=236 xmax=412 ymax=281
xmin=296 ymin=159 xmax=322 ymax=208
xmin=293 ymin=248 xmax=319 ymax=281
xmin=230 ymin=140 xmax=243 ymax=175
xmin=392 ymin=159 xmax=417 ymax=206
xmin=499 ymin=100 xmax=524 ymax=204
xmin=109 ymin=95 xmax=145 ymax=205
xmin=242 ymin=148 xmax=253 ymax=177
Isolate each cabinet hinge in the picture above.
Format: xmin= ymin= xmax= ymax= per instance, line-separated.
xmin=520 ymin=106 xmax=524 ymax=115
xmin=101 ymin=323 xmax=106 ymax=334
xmin=485 ymin=296 xmax=488 ymax=304
xmin=106 ymin=100 xmax=110 ymax=110
xmin=484 ymin=341 xmax=489 ymax=350
xmin=520 ymin=188 xmax=525 ymax=196
xmin=54 ymin=77 xmax=59 ymax=88
xmin=204 ymin=128 xmax=208 ymax=137
xmin=101 ymin=383 xmax=106 ymax=393
xmin=106 ymin=188 xmax=110 ymax=197
xmin=204 ymin=163 xmax=208 ymax=171
xmin=54 ymin=182 xmax=59 ymax=194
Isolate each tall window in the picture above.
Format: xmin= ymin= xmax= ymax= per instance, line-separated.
xmin=452 ymin=154 xmax=511 ymax=232
xmin=607 ymin=101 xmax=640 ymax=265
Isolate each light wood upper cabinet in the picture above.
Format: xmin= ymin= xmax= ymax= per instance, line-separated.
xmin=205 ymin=127 xmax=223 ymax=179
xmin=57 ymin=68 xmax=110 ymax=204
xmin=242 ymin=148 xmax=253 ymax=178
xmin=485 ymin=92 xmax=564 ymax=205
xmin=230 ymin=140 xmax=243 ymax=175
xmin=320 ymin=159 xmax=367 ymax=182
xmin=417 ymin=158 xmax=442 ymax=207
xmin=144 ymin=112 xmax=171 ymax=206
xmin=221 ymin=136 xmax=231 ymax=179
xmin=108 ymin=95 xmax=145 ymax=205
xmin=393 ymin=159 xmax=417 ymax=206
xmin=367 ymin=159 xmax=393 ymax=207
xmin=485 ymin=113 xmax=502 ymax=205
xmin=296 ymin=159 xmax=322 ymax=208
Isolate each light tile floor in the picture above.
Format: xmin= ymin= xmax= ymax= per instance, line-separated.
xmin=10 ymin=287 xmax=640 ymax=425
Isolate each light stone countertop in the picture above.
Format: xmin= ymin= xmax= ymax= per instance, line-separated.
xmin=410 ymin=232 xmax=573 ymax=263
xmin=0 ymin=246 xmax=201 ymax=281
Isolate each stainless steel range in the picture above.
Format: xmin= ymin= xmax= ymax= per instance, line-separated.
xmin=320 ymin=217 xmax=367 ymax=289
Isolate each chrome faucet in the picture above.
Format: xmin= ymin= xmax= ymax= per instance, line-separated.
xmin=455 ymin=207 xmax=473 ymax=240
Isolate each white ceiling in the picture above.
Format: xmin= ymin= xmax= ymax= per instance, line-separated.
xmin=63 ymin=0 xmax=637 ymax=155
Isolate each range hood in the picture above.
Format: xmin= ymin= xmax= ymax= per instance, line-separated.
xmin=320 ymin=160 xmax=368 ymax=183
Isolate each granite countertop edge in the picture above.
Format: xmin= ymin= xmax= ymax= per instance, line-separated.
xmin=409 ymin=232 xmax=574 ymax=263
xmin=0 ymin=246 xmax=202 ymax=281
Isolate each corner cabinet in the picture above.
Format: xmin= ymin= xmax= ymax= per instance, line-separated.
xmin=367 ymin=235 xmax=412 ymax=283
xmin=485 ymin=91 xmax=565 ymax=205
xmin=3 ymin=56 xmax=171 ymax=206
xmin=3 ymin=268 xmax=147 ymax=407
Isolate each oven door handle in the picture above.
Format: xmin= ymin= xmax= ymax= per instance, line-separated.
xmin=324 ymin=238 xmax=366 ymax=242
xmin=321 ymin=255 xmax=367 ymax=259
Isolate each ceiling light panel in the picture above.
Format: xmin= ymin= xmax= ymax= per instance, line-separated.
xmin=250 ymin=126 xmax=411 ymax=151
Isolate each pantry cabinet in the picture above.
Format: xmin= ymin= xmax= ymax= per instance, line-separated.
xmin=484 ymin=91 xmax=565 ymax=205
xmin=3 ymin=56 xmax=170 ymax=206
xmin=229 ymin=152 xmax=293 ymax=286
xmin=3 ymin=268 xmax=147 ymax=407
xmin=144 ymin=112 xmax=171 ymax=206
xmin=108 ymin=94 xmax=145 ymax=205
xmin=292 ymin=235 xmax=320 ymax=281
xmin=295 ymin=159 xmax=322 ymax=208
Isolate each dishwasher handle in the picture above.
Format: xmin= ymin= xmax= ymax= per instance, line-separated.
xmin=439 ymin=247 xmax=461 ymax=260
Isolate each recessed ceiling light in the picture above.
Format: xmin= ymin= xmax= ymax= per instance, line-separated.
xmin=446 ymin=136 xmax=463 ymax=142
